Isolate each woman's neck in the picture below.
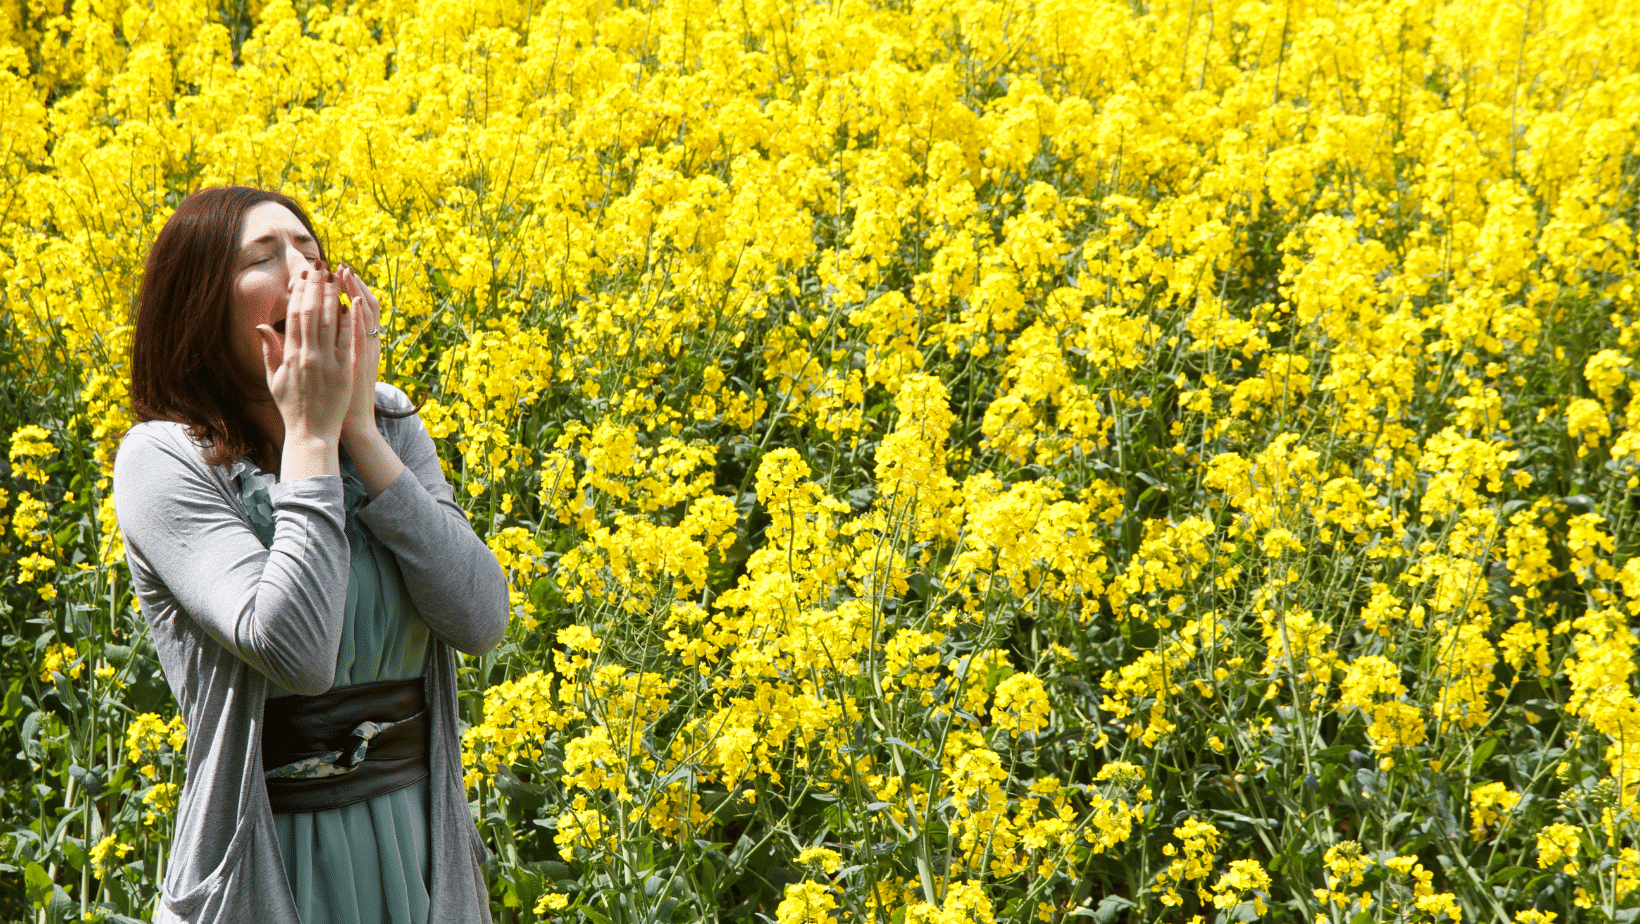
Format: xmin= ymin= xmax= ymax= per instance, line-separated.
xmin=246 ymin=394 xmax=286 ymax=470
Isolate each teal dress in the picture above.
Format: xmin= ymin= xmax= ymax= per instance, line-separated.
xmin=235 ymin=457 xmax=434 ymax=924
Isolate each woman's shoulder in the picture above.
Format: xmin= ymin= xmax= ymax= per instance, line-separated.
xmin=112 ymin=422 xmax=238 ymax=551
xmin=114 ymin=421 xmax=219 ymax=486
xmin=373 ymin=383 xmax=430 ymax=449
xmin=117 ymin=420 xmax=205 ymax=461
xmin=373 ymin=381 xmax=416 ymax=415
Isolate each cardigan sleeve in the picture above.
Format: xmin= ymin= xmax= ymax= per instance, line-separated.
xmin=355 ymin=384 xmax=510 ymax=655
xmin=114 ymin=423 xmax=350 ymax=696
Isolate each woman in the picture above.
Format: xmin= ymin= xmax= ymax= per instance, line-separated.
xmin=114 ymin=186 xmax=509 ymax=924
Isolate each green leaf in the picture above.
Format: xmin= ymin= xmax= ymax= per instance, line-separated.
xmin=62 ymin=838 xmax=88 ymax=872
xmin=24 ymin=861 xmax=52 ymax=907
xmin=497 ymin=861 xmax=539 ymax=909
xmin=1488 ymin=865 xmax=1531 ymax=885
xmin=46 ymin=885 xmax=74 ymax=923
xmin=536 ymin=860 xmax=574 ymax=881
xmin=1089 ymin=895 xmax=1134 ymax=923
xmin=21 ymin=862 xmax=73 ymax=923
xmin=1471 ymin=736 xmax=1499 ymax=770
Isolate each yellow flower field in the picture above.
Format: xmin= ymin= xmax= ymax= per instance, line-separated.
xmin=2 ymin=0 xmax=1639 ymax=919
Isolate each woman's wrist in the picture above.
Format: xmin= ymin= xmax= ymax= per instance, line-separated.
xmin=340 ymin=416 xmax=382 ymax=449
xmin=280 ymin=432 xmax=342 ymax=481
xmin=341 ymin=423 xmax=407 ymax=499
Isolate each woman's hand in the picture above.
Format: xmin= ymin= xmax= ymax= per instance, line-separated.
xmin=337 ymin=263 xmax=383 ymax=443
xmin=257 ymin=267 xmax=354 ymax=477
xmin=334 ymin=263 xmax=408 ymax=499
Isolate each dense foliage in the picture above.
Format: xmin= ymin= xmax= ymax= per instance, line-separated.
xmin=3 ymin=0 xmax=1639 ymax=920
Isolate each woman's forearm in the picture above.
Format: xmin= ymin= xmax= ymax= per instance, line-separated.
xmin=345 ymin=388 xmax=510 ymax=654
xmin=355 ymin=467 xmax=510 ymax=654
xmin=116 ymin=425 xmax=351 ymax=695
xmin=282 ymin=432 xmax=342 ymax=481
xmin=342 ymin=423 xmax=407 ymax=499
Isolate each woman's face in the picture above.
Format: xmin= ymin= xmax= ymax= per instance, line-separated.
xmin=228 ymin=201 xmax=324 ymax=385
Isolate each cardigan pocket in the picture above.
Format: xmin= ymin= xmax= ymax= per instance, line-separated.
xmin=159 ymin=809 xmax=255 ymax=919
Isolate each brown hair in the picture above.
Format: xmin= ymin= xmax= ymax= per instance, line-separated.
xmin=130 ymin=186 xmax=411 ymax=472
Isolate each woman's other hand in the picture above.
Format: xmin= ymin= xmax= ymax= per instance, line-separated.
xmin=257 ymin=266 xmax=354 ymax=478
xmin=334 ymin=264 xmax=408 ymax=499
xmin=337 ymin=263 xmax=383 ymax=442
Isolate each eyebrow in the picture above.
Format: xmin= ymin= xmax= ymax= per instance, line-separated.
xmin=241 ymin=232 xmax=317 ymax=249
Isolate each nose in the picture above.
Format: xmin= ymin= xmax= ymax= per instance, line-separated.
xmin=281 ymin=242 xmax=319 ymax=290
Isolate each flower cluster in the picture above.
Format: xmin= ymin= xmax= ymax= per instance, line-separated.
xmin=4 ymin=0 xmax=1640 ymax=918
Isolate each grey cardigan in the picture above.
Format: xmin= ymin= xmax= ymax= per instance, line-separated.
xmin=114 ymin=384 xmax=508 ymax=924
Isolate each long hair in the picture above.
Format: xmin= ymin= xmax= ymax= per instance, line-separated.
xmin=130 ymin=187 xmax=411 ymax=471
xmin=131 ymin=187 xmax=321 ymax=470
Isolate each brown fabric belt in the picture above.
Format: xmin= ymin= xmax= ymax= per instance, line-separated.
xmin=262 ymin=676 xmax=430 ymax=814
